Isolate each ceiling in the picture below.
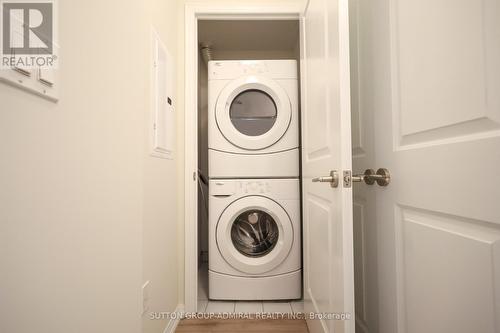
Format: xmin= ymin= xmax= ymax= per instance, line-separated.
xmin=198 ymin=20 xmax=300 ymax=53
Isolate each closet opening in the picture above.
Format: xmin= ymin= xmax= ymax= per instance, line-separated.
xmin=195 ymin=19 xmax=303 ymax=313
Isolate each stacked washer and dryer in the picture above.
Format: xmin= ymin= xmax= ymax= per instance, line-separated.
xmin=208 ymin=60 xmax=301 ymax=300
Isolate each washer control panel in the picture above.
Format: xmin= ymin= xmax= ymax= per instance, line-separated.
xmin=240 ymin=180 xmax=271 ymax=194
xmin=209 ymin=179 xmax=299 ymax=200
xmin=210 ymin=180 xmax=271 ymax=196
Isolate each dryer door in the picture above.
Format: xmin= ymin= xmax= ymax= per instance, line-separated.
xmin=215 ymin=76 xmax=292 ymax=150
xmin=216 ymin=196 xmax=294 ymax=275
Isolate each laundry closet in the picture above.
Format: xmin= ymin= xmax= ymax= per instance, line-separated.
xmin=196 ymin=19 xmax=303 ymax=312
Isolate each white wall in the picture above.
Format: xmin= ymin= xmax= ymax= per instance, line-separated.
xmin=0 ymin=0 xmax=179 ymax=332
xmin=142 ymin=0 xmax=180 ymax=332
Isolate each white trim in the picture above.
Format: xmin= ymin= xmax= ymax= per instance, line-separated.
xmin=183 ymin=1 xmax=304 ymax=313
xmin=162 ymin=304 xmax=184 ymax=333
xmin=339 ymin=0 xmax=355 ymax=332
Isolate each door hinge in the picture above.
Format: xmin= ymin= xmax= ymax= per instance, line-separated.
xmin=343 ymin=170 xmax=352 ymax=188
xmin=193 ymin=171 xmax=196 ymax=181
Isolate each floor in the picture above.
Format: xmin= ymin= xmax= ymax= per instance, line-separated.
xmin=197 ymin=263 xmax=304 ymax=314
xmin=176 ymin=318 xmax=309 ymax=333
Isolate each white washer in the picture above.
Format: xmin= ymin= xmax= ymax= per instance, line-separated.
xmin=209 ymin=178 xmax=301 ymax=300
xmin=208 ymin=60 xmax=299 ymax=179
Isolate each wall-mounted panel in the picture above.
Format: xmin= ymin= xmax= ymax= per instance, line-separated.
xmin=151 ymin=28 xmax=175 ymax=159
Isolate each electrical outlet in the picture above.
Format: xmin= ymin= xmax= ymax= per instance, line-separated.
xmin=142 ymin=281 xmax=150 ymax=316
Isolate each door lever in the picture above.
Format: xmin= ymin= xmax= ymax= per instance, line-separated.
xmin=352 ymin=168 xmax=391 ymax=186
xmin=312 ymin=170 xmax=339 ymax=188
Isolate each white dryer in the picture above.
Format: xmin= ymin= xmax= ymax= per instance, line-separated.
xmin=209 ymin=178 xmax=301 ymax=300
xmin=208 ymin=60 xmax=299 ymax=179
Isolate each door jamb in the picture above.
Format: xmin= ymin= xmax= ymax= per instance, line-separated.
xmin=183 ymin=2 xmax=304 ymax=312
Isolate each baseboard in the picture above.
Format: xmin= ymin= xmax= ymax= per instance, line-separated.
xmin=163 ymin=304 xmax=183 ymax=333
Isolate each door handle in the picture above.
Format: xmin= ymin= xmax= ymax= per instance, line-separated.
xmin=312 ymin=170 xmax=339 ymax=188
xmin=351 ymin=168 xmax=391 ymax=186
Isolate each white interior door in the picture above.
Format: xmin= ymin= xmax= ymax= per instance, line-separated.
xmin=350 ymin=0 xmax=500 ymax=332
xmin=301 ymin=0 xmax=355 ymax=332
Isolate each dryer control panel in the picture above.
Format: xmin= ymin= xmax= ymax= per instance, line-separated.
xmin=208 ymin=60 xmax=297 ymax=80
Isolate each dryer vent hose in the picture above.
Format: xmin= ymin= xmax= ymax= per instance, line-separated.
xmin=200 ymin=45 xmax=213 ymax=64
xmin=197 ymin=169 xmax=209 ymax=217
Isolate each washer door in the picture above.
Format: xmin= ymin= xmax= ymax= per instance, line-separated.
xmin=216 ymin=196 xmax=294 ymax=275
xmin=215 ymin=76 xmax=292 ymax=150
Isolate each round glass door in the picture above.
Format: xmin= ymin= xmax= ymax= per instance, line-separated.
xmin=215 ymin=76 xmax=292 ymax=151
xmin=231 ymin=209 xmax=279 ymax=257
xmin=229 ymin=90 xmax=277 ymax=136
xmin=216 ymin=196 xmax=294 ymax=274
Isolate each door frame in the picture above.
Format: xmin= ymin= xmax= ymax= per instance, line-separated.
xmin=183 ymin=1 xmax=304 ymax=312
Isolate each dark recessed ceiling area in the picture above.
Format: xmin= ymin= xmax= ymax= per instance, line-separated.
xmin=198 ymin=20 xmax=300 ymax=53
